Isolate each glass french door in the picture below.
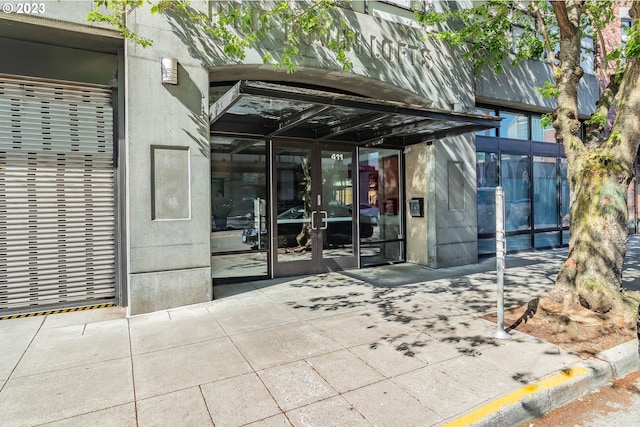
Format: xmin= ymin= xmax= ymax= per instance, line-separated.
xmin=272 ymin=142 xmax=358 ymax=276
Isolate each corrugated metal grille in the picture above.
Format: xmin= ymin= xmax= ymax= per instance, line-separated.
xmin=0 ymin=76 xmax=116 ymax=313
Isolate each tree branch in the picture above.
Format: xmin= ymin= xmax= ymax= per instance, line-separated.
xmin=584 ymin=8 xmax=609 ymax=73
xmin=550 ymin=1 xmax=584 ymax=157
xmin=552 ymin=1 xmax=571 ymax=38
xmin=531 ymin=1 xmax=557 ymax=75
xmin=586 ymin=73 xmax=621 ymax=147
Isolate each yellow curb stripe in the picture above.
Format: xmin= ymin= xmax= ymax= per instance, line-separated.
xmin=0 ymin=303 xmax=115 ymax=321
xmin=443 ymin=366 xmax=590 ymax=427
xmin=537 ymin=366 xmax=589 ymax=389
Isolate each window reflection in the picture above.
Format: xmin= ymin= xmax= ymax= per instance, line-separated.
xmin=211 ymin=137 xmax=268 ymax=279
xmin=274 ymin=147 xmax=313 ymax=260
xmin=531 ymin=115 xmax=556 ymax=142
xmin=533 ymin=156 xmax=559 ymax=229
xmin=475 ymin=107 xmax=578 ymax=254
xmin=501 ymin=154 xmax=531 ymax=233
xmin=321 ymin=149 xmax=355 ymax=259
xmin=476 ymin=152 xmax=498 ymax=235
xmin=359 ymin=148 xmax=404 ymax=266
xmin=475 ymin=108 xmax=497 ymax=137
xmin=499 ymin=111 xmax=529 ymax=140
xmin=476 ymin=151 xmax=572 ymax=254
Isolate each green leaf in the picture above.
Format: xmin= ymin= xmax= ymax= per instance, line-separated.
xmin=585 ymin=112 xmax=607 ymax=128
xmin=540 ymin=112 xmax=554 ymax=129
xmin=535 ymin=81 xmax=560 ymax=99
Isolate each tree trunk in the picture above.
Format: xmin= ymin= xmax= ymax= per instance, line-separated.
xmin=548 ymin=2 xmax=640 ymax=323
xmin=554 ymin=155 xmax=631 ymax=314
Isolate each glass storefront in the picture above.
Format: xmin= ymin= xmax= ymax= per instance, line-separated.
xmin=210 ymin=140 xmax=405 ymax=280
xmin=274 ymin=146 xmax=314 ymax=264
xmin=480 ymin=148 xmax=640 ymax=253
xmin=560 ymin=158 xmax=570 ymax=228
xmin=476 ymin=108 xmax=569 ymax=255
xmin=476 ymin=136 xmax=569 ymax=255
xmin=471 ymin=106 xmax=640 ymax=256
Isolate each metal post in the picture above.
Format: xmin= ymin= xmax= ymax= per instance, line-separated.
xmin=494 ymin=186 xmax=511 ymax=339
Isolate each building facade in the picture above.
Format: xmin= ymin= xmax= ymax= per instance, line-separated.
xmin=0 ymin=1 xmax=617 ymax=317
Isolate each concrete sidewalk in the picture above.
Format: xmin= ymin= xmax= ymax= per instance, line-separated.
xmin=1 ymin=241 xmax=639 ymax=426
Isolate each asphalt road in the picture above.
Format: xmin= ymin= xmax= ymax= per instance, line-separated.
xmin=526 ymin=370 xmax=640 ymax=427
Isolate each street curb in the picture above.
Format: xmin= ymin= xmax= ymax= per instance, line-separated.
xmin=596 ymin=339 xmax=640 ymax=379
xmin=449 ymin=340 xmax=639 ymax=427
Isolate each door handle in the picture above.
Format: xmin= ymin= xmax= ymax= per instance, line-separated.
xmin=311 ymin=210 xmax=318 ymax=230
xmin=320 ymin=211 xmax=328 ymax=230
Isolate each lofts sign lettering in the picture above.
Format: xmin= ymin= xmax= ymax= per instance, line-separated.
xmin=300 ymin=30 xmax=433 ymax=69
xmin=209 ymin=2 xmax=432 ymax=69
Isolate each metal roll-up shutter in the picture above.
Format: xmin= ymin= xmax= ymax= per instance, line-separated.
xmin=0 ymin=75 xmax=116 ymax=314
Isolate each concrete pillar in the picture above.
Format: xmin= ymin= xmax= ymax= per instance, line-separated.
xmin=404 ymin=135 xmax=478 ymax=268
xmin=124 ymin=10 xmax=212 ymax=315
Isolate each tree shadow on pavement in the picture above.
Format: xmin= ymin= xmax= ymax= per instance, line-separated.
xmin=283 ymin=253 xmax=573 ymax=387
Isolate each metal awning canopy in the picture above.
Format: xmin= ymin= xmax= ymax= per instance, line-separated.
xmin=210 ymin=81 xmax=500 ymax=147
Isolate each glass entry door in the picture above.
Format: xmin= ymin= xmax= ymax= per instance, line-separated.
xmin=272 ymin=142 xmax=358 ymax=276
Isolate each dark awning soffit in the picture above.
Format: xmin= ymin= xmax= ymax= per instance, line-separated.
xmin=210 ymin=81 xmax=501 ymax=147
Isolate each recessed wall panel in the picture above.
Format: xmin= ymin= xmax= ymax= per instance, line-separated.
xmin=152 ymin=146 xmax=191 ymax=220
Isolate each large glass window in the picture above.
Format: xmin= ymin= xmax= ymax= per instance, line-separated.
xmin=531 ymin=115 xmax=556 ymax=142
xmin=476 ymin=108 xmax=497 ymax=137
xmin=500 ymin=111 xmax=529 ymax=140
xmin=501 ymin=154 xmax=531 ymax=233
xmin=358 ymin=148 xmax=404 ymax=266
xmin=535 ymin=231 xmax=560 ymax=249
xmin=533 ymin=156 xmax=559 ymax=248
xmin=581 ymin=36 xmax=595 ymax=75
xmin=533 ymin=157 xmax=559 ymax=229
xmin=211 ymin=137 xmax=268 ymax=279
xmin=475 ymin=107 xmax=576 ymax=255
xmin=477 ymin=107 xmax=576 ymax=141
xmin=476 ymin=152 xmax=498 ymax=234
xmin=507 ymin=234 xmax=532 ymax=251
xmin=560 ymin=159 xmax=571 ymax=246
xmin=476 ymin=152 xmax=498 ymax=255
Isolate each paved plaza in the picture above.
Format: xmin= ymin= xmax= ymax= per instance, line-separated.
xmin=1 ymin=240 xmax=639 ymax=426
